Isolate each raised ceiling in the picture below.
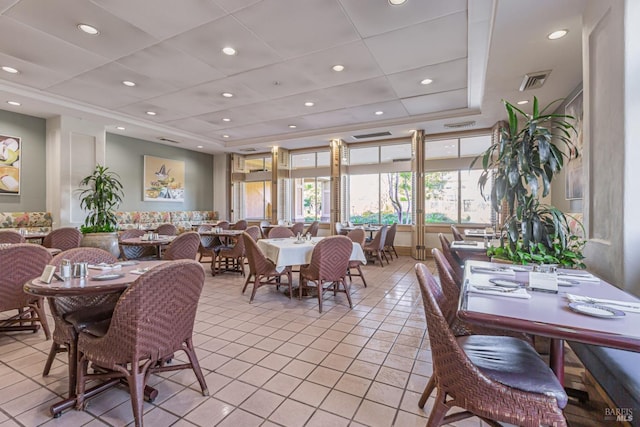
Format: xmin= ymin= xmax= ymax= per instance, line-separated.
xmin=0 ymin=0 xmax=584 ymax=154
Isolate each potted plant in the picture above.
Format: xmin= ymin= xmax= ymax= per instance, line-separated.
xmin=77 ymin=164 xmax=124 ymax=257
xmin=474 ymin=97 xmax=586 ymax=268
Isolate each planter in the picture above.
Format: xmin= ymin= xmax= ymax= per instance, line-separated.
xmin=81 ymin=232 xmax=120 ymax=259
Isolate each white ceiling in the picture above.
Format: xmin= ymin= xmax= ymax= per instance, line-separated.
xmin=0 ymin=0 xmax=585 ymax=155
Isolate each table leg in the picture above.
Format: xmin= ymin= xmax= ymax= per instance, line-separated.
xmin=549 ymin=338 xmax=565 ymax=386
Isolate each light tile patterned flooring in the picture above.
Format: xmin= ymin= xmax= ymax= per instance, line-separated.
xmin=0 ymin=256 xmax=596 ymax=426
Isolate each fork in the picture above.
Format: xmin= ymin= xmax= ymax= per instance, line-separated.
xmin=579 ymin=297 xmax=639 ymax=309
xmin=473 ymin=286 xmax=519 ymax=293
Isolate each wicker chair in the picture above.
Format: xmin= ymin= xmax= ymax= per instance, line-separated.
xmin=196 ymin=224 xmax=214 ymax=262
xmin=259 ymin=220 xmax=271 ymax=239
xmin=450 ymin=225 xmax=465 ymax=241
xmin=268 ymin=226 xmax=294 ymax=239
xmin=216 ymin=221 xmax=230 ymax=230
xmin=43 ymin=248 xmax=119 ymax=396
xmin=0 ymin=230 xmax=25 ymax=243
xmin=232 ymin=219 xmax=248 ymax=230
xmin=43 ymin=227 xmax=82 ymax=251
xmin=291 ymin=222 xmax=305 ymax=236
xmin=244 ymin=225 xmax=261 ymax=242
xmin=75 ymin=260 xmax=209 ymax=427
xmin=242 ymin=233 xmax=292 ymax=303
xmin=0 ymin=244 xmax=52 ymax=339
xmin=438 ymin=233 xmax=463 ymax=286
xmin=156 ymin=223 xmax=177 ymax=236
xmin=335 ymin=222 xmax=348 ymax=235
xmin=305 ymin=220 xmax=320 ymax=237
xmin=346 ymin=228 xmax=367 ymax=287
xmin=383 ymin=223 xmax=398 ymax=260
xmin=119 ymin=229 xmax=157 ymax=260
xmin=162 ymin=231 xmax=200 ymax=260
xmin=363 ymin=225 xmax=388 ymax=266
xmin=300 ymin=235 xmax=353 ymax=313
xmin=212 ymin=233 xmax=245 ymax=276
xmin=414 ymin=263 xmax=567 ymax=426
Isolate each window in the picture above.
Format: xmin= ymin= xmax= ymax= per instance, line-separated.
xmin=243 ymin=181 xmax=271 ymax=219
xmin=290 ymin=150 xmax=331 ymax=222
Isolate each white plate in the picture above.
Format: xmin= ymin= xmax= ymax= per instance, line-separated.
xmin=488 ymin=278 xmax=523 ymax=288
xmin=568 ymin=302 xmax=625 ymax=318
xmin=117 ymin=260 xmax=139 ymax=266
xmin=92 ymin=273 xmax=124 ymax=281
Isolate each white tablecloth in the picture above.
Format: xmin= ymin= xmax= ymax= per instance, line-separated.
xmin=257 ymin=237 xmax=367 ymax=272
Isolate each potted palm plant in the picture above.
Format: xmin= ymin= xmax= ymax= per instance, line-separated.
xmin=474 ymin=97 xmax=586 ymax=268
xmin=77 ymin=164 xmax=124 ymax=257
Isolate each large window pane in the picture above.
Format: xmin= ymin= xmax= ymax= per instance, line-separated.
xmin=292 ymin=153 xmax=315 ymax=169
xmin=349 ymin=174 xmax=379 ymax=223
xmin=381 ymin=143 xmax=412 ymax=162
xmin=244 ymin=181 xmax=271 ymax=219
xmin=460 ymin=170 xmax=492 ymax=223
xmin=425 ymin=138 xmax=458 ymax=159
xmin=349 ymin=146 xmax=379 ymax=165
xmin=292 ymin=177 xmax=330 ymax=222
xmin=381 ymin=172 xmax=412 ymax=224
xmin=316 ymin=151 xmax=330 ymax=167
xmin=460 ymin=135 xmax=491 ymax=157
xmin=425 ymin=171 xmax=458 ymax=223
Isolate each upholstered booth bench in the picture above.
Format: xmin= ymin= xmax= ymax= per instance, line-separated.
xmin=0 ymin=212 xmax=53 ymax=232
xmin=115 ymin=210 xmax=218 ymax=233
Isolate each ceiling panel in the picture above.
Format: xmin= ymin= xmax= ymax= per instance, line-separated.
xmin=227 ymin=61 xmax=320 ymax=99
xmin=165 ymin=117 xmax=223 ymax=134
xmin=0 ymin=52 xmax=69 ymax=89
xmin=212 ymin=0 xmax=261 ymax=14
xmin=401 ymin=89 xmax=467 ymax=115
xmin=47 ymin=79 xmax=140 ymax=109
xmin=387 ymin=58 xmax=467 ymax=98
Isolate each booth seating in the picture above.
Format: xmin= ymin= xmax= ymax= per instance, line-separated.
xmin=115 ymin=210 xmax=218 ymax=233
xmin=0 ymin=212 xmax=53 ymax=233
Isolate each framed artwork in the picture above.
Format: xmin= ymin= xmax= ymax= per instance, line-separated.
xmin=0 ymin=134 xmax=21 ymax=195
xmin=565 ymin=90 xmax=583 ymax=200
xmin=143 ymin=155 xmax=185 ymax=202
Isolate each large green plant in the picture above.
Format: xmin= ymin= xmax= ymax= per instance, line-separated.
xmin=474 ymin=97 xmax=585 ymax=267
xmin=77 ymin=165 xmax=124 ymax=233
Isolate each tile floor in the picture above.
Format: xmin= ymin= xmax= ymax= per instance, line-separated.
xmin=0 ymin=256 xmax=598 ymax=426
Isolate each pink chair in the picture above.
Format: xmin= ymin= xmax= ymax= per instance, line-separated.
xmin=305 ymin=220 xmax=320 ymax=237
xmin=346 ymin=228 xmax=367 ymax=287
xmin=119 ymin=229 xmax=157 ymax=260
xmin=291 ymin=222 xmax=305 ymax=236
xmin=196 ymin=224 xmax=215 ymax=262
xmin=242 ymin=233 xmax=292 ymax=303
xmin=438 ymin=233 xmax=463 ymax=286
xmin=268 ymin=226 xmax=294 ymax=238
xmin=383 ymin=223 xmax=398 ymax=260
xmin=162 ymin=232 xmax=200 ymax=260
xmin=244 ymin=225 xmax=261 ymax=242
xmin=43 ymin=227 xmax=82 ymax=251
xmin=212 ymin=233 xmax=246 ymax=276
xmin=0 ymin=230 xmax=25 ymax=243
xmin=232 ymin=219 xmax=248 ymax=230
xmin=451 ymin=225 xmax=465 ymax=241
xmin=156 ymin=223 xmax=177 ymax=236
xmin=300 ymin=235 xmax=353 ymax=313
xmin=363 ymin=225 xmax=388 ymax=266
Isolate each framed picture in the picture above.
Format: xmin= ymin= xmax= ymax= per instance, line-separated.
xmin=565 ymin=90 xmax=583 ymax=200
xmin=143 ymin=156 xmax=185 ymax=202
xmin=0 ymin=134 xmax=21 ymax=195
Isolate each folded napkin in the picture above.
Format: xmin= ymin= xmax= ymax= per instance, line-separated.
xmin=566 ymin=294 xmax=640 ymax=313
xmin=88 ymin=263 xmax=122 ymax=271
xmin=467 ymin=276 xmax=531 ymax=299
xmin=452 ymin=241 xmax=481 ymax=247
xmin=130 ymin=268 xmax=150 ymax=275
xmin=557 ymin=271 xmax=600 ymax=283
xmin=470 ymin=266 xmax=516 ymax=276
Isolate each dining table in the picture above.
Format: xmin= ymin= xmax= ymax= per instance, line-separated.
xmin=119 ymin=235 xmax=176 ymax=259
xmin=24 ymin=260 xmax=166 ymax=416
xmin=458 ymin=260 xmax=640 ymax=386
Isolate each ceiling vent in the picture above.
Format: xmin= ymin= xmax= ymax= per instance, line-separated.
xmin=519 ymin=70 xmax=551 ymax=91
xmin=443 ymin=120 xmax=476 ymax=129
xmin=239 ymin=148 xmax=257 ymax=152
xmin=352 ymin=131 xmax=392 ymax=140
xmin=157 ymin=137 xmax=180 ymax=144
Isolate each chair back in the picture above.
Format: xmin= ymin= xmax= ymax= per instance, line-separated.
xmin=268 ymin=226 xmax=294 ymax=238
xmin=197 ymin=224 xmax=214 ymax=248
xmin=369 ymin=225 xmax=388 ymax=251
xmin=81 ymin=260 xmax=205 ymax=363
xmin=43 ymin=227 xmax=82 ymax=251
xmin=243 ymin=233 xmax=275 ymax=277
xmin=305 ymin=221 xmax=320 ymax=237
xmin=0 ymin=230 xmax=25 ymax=244
xmin=259 ymin=220 xmax=270 ymax=238
xmin=163 ymin=232 xmax=200 ymax=260
xmin=51 ymin=247 xmax=118 ymax=267
xmin=0 ymin=244 xmax=52 ymax=311
xmin=306 ymin=236 xmax=352 ymax=282
xmin=438 ymin=233 xmax=463 ymax=285
xmin=335 ymin=222 xmax=344 ymax=235
xmin=346 ymin=228 xmax=366 ymax=248
xmin=384 ymin=223 xmax=397 ymax=246
xmin=156 ymin=223 xmax=178 ymax=236
xmin=291 ymin=222 xmax=305 ymax=236
xmin=431 ymin=248 xmax=463 ymax=326
xmin=245 ymin=226 xmax=261 ymax=242
xmin=217 ymin=221 xmax=230 ymax=230
xmin=219 ymin=231 xmax=246 ymax=258
xmin=451 ymin=225 xmax=464 ymax=241
xmin=119 ymin=229 xmax=157 ymax=260
xmin=232 ymin=219 xmax=248 ymax=230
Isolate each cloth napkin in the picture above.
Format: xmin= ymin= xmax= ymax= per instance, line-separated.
xmin=467 ymin=276 xmax=531 ymax=299
xmin=470 ymin=266 xmax=516 ymax=276
xmin=557 ymin=271 xmax=600 ymax=283
xmin=566 ymin=294 xmax=640 ymax=313
xmin=130 ymin=268 xmax=150 ymax=275
xmin=88 ymin=263 xmax=122 ymax=271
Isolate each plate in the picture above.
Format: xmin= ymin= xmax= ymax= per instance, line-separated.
xmin=92 ymin=273 xmax=124 ymax=281
xmin=568 ymin=302 xmax=625 ymax=318
xmin=293 ymin=240 xmax=307 ymax=244
xmin=488 ymin=278 xmax=523 ymax=288
xmin=557 ymin=278 xmax=580 ymax=287
xmin=117 ymin=260 xmax=139 ymax=266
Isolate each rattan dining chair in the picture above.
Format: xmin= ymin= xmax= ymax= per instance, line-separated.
xmin=438 ymin=233 xmax=464 ymax=286
xmin=414 ymin=263 xmax=567 ymax=426
xmin=0 ymin=230 xmax=25 ymax=243
xmin=291 ymin=222 xmax=305 ymax=236
xmin=162 ymin=231 xmax=200 ymax=260
xmin=156 ymin=223 xmax=178 ymax=236
xmin=43 ymin=248 xmax=119 ymax=396
xmin=450 ymin=224 xmax=465 ymax=241
xmin=268 ymin=226 xmax=294 ymax=238
xmin=119 ymin=229 xmax=157 ymax=260
xmin=363 ymin=225 xmax=388 ymax=266
xmin=196 ymin=224 xmax=214 ymax=262
xmin=75 ymin=260 xmax=209 ymax=427
xmin=244 ymin=225 xmax=261 ymax=242
xmin=0 ymin=244 xmax=52 ymax=339
xmin=300 ymin=235 xmax=353 ymax=313
xmin=43 ymin=227 xmax=82 ymax=251
xmin=259 ymin=220 xmax=271 ymax=239
xmin=232 ymin=219 xmax=248 ymax=230
xmin=212 ymin=232 xmax=246 ymax=275
xmin=242 ymin=233 xmax=292 ymax=303
xmin=383 ymin=222 xmax=398 ymax=260
xmin=346 ymin=228 xmax=367 ymax=287
xmin=305 ymin=220 xmax=320 ymax=237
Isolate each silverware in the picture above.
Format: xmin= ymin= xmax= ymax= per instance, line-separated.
xmin=580 ymin=297 xmax=639 ymax=309
xmin=473 ymin=286 xmax=519 ymax=293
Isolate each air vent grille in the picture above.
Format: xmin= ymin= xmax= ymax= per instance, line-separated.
xmin=519 ymin=70 xmax=551 ymax=91
xmin=443 ymin=120 xmax=476 ymax=129
xmin=157 ymin=137 xmax=180 ymax=144
xmin=239 ymin=148 xmax=257 ymax=152
xmin=352 ymin=131 xmax=392 ymax=140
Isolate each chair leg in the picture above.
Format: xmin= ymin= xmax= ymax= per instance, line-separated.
xmin=377 ymin=252 xmax=384 ymax=267
xmin=317 ymin=280 xmax=323 ymax=313
xmin=418 ymin=377 xmax=436 ymax=408
xmin=68 ymin=340 xmax=78 ymax=398
xmin=342 ymin=279 xmax=353 ymax=308
xmin=43 ymin=341 xmax=60 ymax=376
xmin=242 ymin=273 xmax=253 ymax=294
xmin=392 ymin=245 xmax=398 ymax=258
xmin=182 ymin=338 xmax=209 ymax=396
xmin=356 ymin=264 xmax=367 ymax=287
xmin=32 ymin=300 xmax=51 ymax=340
xmin=286 ymin=271 xmax=293 ymax=300
xmin=75 ymin=354 xmax=89 ymax=409
xmin=427 ymin=390 xmax=450 ymax=427
xmin=127 ymin=367 xmax=147 ymax=427
xmin=249 ymin=277 xmax=261 ymax=303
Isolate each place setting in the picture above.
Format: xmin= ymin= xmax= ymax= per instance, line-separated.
xmin=565 ymin=293 xmax=640 ymax=318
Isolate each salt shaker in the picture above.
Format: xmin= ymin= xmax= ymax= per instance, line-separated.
xmin=60 ymin=259 xmax=71 ymax=279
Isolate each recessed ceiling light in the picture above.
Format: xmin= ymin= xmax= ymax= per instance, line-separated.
xmin=222 ymin=92 xmax=234 ymax=98
xmin=222 ymin=134 xmax=230 ymax=138
xmin=77 ymin=24 xmax=99 ymax=35
xmin=548 ymin=29 xmax=568 ymax=40
xmin=116 ymin=126 xmax=126 ymax=130
xmin=420 ymin=78 xmax=433 ymax=85
xmin=197 ymin=145 xmax=203 ymax=148
xmin=375 ymin=111 xmax=384 ymax=115
xmin=222 ymin=47 xmax=237 ymax=56
xmin=122 ymin=80 xmax=136 ymax=87
xmin=304 ymin=101 xmax=315 ymax=107
xmin=288 ymin=125 xmax=297 ymax=129
xmin=389 ymin=0 xmax=407 ymax=5
xmin=146 ymin=111 xmax=157 ymax=116
xmin=332 ymin=65 xmax=345 ymax=72
xmin=222 ymin=118 xmax=231 ymax=122
xmin=2 ymin=66 xmax=18 ymax=74
xmin=517 ymin=100 xmax=529 ymax=105
xmin=7 ymin=101 xmax=20 ymax=106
